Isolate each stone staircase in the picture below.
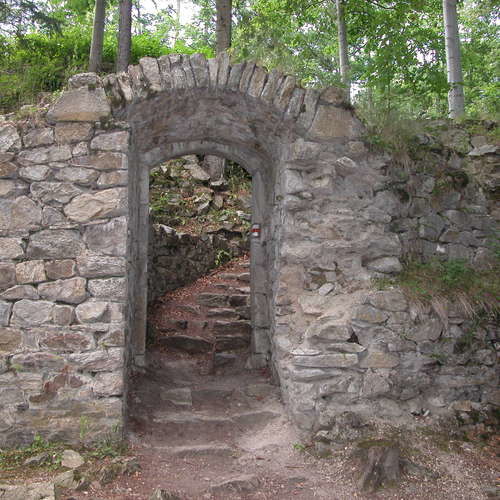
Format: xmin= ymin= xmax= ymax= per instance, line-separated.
xmin=127 ymin=257 xmax=289 ymax=497
xmin=148 ymin=257 xmax=253 ymax=372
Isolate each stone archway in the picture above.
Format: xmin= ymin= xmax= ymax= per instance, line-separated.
xmin=0 ymin=53 xmax=409 ymax=445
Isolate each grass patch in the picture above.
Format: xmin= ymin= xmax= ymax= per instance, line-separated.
xmin=374 ymin=258 xmax=499 ymax=322
xmin=0 ymin=434 xmax=64 ymax=472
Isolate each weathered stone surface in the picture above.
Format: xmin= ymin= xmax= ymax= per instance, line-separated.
xmin=30 ymin=182 xmax=82 ymax=204
xmin=39 ymin=277 xmax=86 ymax=305
xmin=0 ymin=263 xmax=15 ymax=292
xmin=77 ymin=254 xmax=126 ymax=278
xmin=293 ymin=353 xmax=358 ymax=368
xmin=0 ymin=124 xmax=20 ymax=152
xmin=28 ymin=230 xmax=84 ymax=259
xmin=196 ymin=293 xmax=228 ymax=307
xmin=88 ymin=278 xmax=126 ymax=299
xmin=47 ymin=87 xmax=111 ymax=122
xmin=18 ymin=145 xmax=71 ymax=165
xmin=97 ymin=170 xmax=128 ymax=187
xmin=52 ymin=304 xmax=74 ymax=325
xmin=61 ymin=449 xmax=85 ymax=469
xmin=306 ymin=321 xmax=352 ymax=343
xmin=366 ymin=291 xmax=408 ymax=312
xmin=69 ymin=348 xmax=123 ymax=372
xmin=0 ymin=284 xmax=39 ymax=300
xmin=353 ymin=306 xmax=389 ymax=324
xmin=0 ymin=481 xmax=55 ymax=500
xmin=0 ymin=179 xmax=16 ymax=197
xmin=16 ymin=260 xmax=46 ymax=283
xmin=55 ymin=122 xmax=93 ymax=143
xmin=84 ymin=217 xmax=127 ymax=256
xmin=91 ymin=131 xmax=129 ymax=152
xmin=11 ymin=299 xmax=53 ymax=326
xmin=77 ymin=151 xmax=127 ymax=171
xmin=92 ymin=371 xmax=123 ymax=397
xmin=23 ymin=127 xmax=54 ymax=148
xmin=19 ymin=165 xmax=50 ymax=181
xmin=0 ymin=327 xmax=20 ymax=352
xmin=140 ymin=57 xmax=162 ymax=92
xmin=44 ymin=259 xmax=76 ymax=280
xmin=359 ymin=351 xmax=399 ymax=368
xmin=64 ymin=188 xmax=127 ymax=222
xmin=38 ymin=328 xmax=92 ymax=352
xmin=0 ymin=160 xmax=17 ymax=178
xmin=161 ymin=335 xmax=213 ymax=354
xmin=53 ymin=166 xmax=99 ymax=184
xmin=75 ymin=301 xmax=108 ymax=323
xmin=0 ymin=302 xmax=11 ymax=326
xmin=0 ymin=238 xmax=24 ymax=259
xmin=366 ymin=257 xmax=402 ymax=274
xmin=10 ymin=196 xmax=42 ymax=230
xmin=11 ymin=351 xmax=65 ymax=371
xmin=308 ymin=105 xmax=362 ymax=141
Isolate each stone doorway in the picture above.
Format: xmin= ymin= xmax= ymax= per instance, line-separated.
xmin=144 ymin=154 xmax=266 ymax=372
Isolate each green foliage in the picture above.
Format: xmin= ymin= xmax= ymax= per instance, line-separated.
xmin=215 ymin=248 xmax=232 ymax=267
xmin=0 ymin=434 xmax=64 ymax=471
xmin=375 ymin=258 xmax=500 ymax=320
xmin=85 ymin=436 xmax=128 ymax=459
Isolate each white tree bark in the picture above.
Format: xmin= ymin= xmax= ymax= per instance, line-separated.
xmin=443 ymin=0 xmax=465 ymax=119
xmin=89 ymin=0 xmax=106 ymax=73
xmin=117 ymin=0 xmax=132 ymax=73
xmin=336 ymin=0 xmax=351 ymax=102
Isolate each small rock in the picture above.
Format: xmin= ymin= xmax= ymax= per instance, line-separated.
xmin=210 ymin=474 xmax=260 ymax=495
xmin=61 ymin=449 xmax=84 ymax=469
xmin=54 ymin=469 xmax=78 ymax=489
xmin=150 ymin=489 xmax=183 ymax=500
xmin=318 ymin=283 xmax=335 ymax=296
xmin=24 ymin=452 xmax=50 ymax=466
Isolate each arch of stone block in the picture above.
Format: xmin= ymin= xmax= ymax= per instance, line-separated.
xmin=0 ymin=53 xmax=410 ymax=445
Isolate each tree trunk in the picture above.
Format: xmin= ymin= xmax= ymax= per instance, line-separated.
xmin=336 ymin=0 xmax=351 ymax=102
xmin=443 ymin=0 xmax=465 ymax=119
xmin=89 ymin=0 xmax=106 ymax=73
xmin=216 ymin=0 xmax=232 ymax=53
xmin=208 ymin=0 xmax=233 ymax=180
xmin=173 ymin=0 xmax=181 ymax=44
xmin=117 ymin=0 xmax=132 ymax=73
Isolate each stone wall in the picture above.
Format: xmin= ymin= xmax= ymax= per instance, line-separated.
xmin=391 ymin=128 xmax=498 ymax=267
xmin=148 ymin=223 xmax=247 ymax=303
xmin=0 ymin=99 xmax=128 ymax=446
xmin=0 ymin=53 xmax=497 ymax=445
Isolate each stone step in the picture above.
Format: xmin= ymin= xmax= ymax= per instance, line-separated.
xmin=162 ymin=444 xmax=235 ymax=458
xmin=213 ymin=320 xmax=251 ymax=336
xmin=228 ymin=294 xmax=249 ymax=307
xmin=232 ymin=410 xmax=281 ymax=429
xmin=159 ymin=335 xmax=213 ymax=354
xmin=158 ymin=319 xmax=188 ymax=332
xmin=160 ymin=388 xmax=193 ymax=407
xmin=206 ymin=308 xmax=240 ymax=320
xmin=215 ymin=334 xmax=250 ymax=351
xmin=191 ymin=387 xmax=234 ymax=408
xmin=152 ymin=414 xmax=236 ymax=444
xmin=196 ymin=293 xmax=229 ymax=307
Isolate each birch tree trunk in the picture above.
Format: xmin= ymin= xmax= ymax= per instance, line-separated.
xmin=117 ymin=0 xmax=132 ymax=73
xmin=89 ymin=0 xmax=106 ymax=73
xmin=443 ymin=0 xmax=465 ymax=119
xmin=216 ymin=0 xmax=232 ymax=54
xmin=336 ymin=0 xmax=351 ymax=102
xmin=174 ymin=0 xmax=181 ymax=44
